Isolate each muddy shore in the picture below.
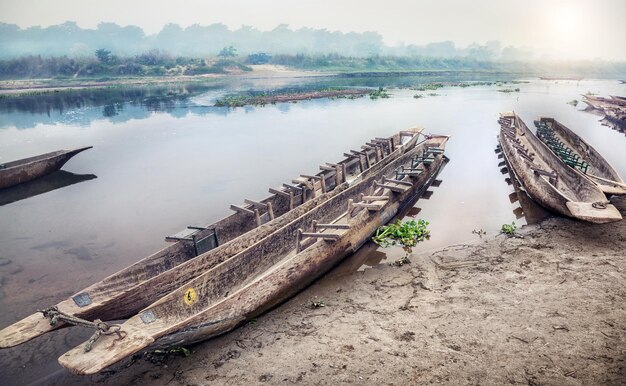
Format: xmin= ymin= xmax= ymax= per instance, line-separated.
xmin=0 ymin=65 xmax=327 ymax=95
xmin=45 ymin=196 xmax=626 ymax=385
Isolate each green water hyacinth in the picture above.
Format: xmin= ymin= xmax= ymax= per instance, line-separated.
xmin=372 ymin=219 xmax=430 ymax=249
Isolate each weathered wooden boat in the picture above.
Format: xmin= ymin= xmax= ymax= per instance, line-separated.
xmin=498 ymin=112 xmax=621 ymax=223
xmin=0 ymin=130 xmax=423 ymax=349
xmin=58 ymin=134 xmax=449 ymax=375
xmin=0 ymin=147 xmax=93 ymax=190
xmin=534 ymin=117 xmax=626 ymax=196
xmin=581 ymin=94 xmax=626 ymax=110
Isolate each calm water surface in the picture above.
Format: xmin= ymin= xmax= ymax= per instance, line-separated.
xmin=0 ymin=77 xmax=624 ymax=384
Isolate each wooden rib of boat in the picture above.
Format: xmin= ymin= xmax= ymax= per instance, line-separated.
xmin=0 ymin=147 xmax=93 ymax=190
xmin=0 ymin=130 xmax=422 ymax=349
xmin=534 ymin=117 xmax=626 ymax=196
xmin=58 ymin=134 xmax=449 ymax=375
xmin=498 ymin=112 xmax=621 ymax=223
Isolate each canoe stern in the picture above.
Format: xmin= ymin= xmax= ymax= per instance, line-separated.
xmin=565 ymin=201 xmax=622 ymax=223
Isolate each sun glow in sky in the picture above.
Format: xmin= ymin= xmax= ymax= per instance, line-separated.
xmin=0 ymin=0 xmax=624 ymax=60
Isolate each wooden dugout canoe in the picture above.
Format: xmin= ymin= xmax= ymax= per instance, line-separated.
xmin=59 ymin=134 xmax=449 ymax=375
xmin=498 ymin=112 xmax=621 ymax=223
xmin=534 ymin=117 xmax=626 ymax=196
xmin=0 ymin=147 xmax=92 ymax=190
xmin=0 ymin=130 xmax=422 ymax=349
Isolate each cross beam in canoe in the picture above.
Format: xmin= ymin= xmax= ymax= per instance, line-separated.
xmin=321 ymin=163 xmax=345 ymax=185
xmin=301 ymin=174 xmax=327 ymax=193
xmin=517 ymin=149 xmax=535 ymax=162
xmin=362 ymin=195 xmax=389 ymax=201
xmin=299 ymin=232 xmax=341 ymax=240
xmin=351 ymin=202 xmax=383 ymax=211
xmin=269 ymin=187 xmax=296 ymax=210
xmin=384 ymin=178 xmax=413 ymax=187
xmin=282 ymin=183 xmax=303 ymax=193
xmin=293 ymin=179 xmax=314 ymax=193
xmin=230 ymin=204 xmax=255 ymax=215
xmin=268 ymin=187 xmax=290 ymax=197
xmin=350 ymin=150 xmax=371 ymax=169
xmin=311 ymin=221 xmax=351 ymax=230
xmin=374 ymin=137 xmax=395 ymax=151
xmin=244 ymin=199 xmax=275 ymax=220
xmin=374 ymin=181 xmax=408 ymax=193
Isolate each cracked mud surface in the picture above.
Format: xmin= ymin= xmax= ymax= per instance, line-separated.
xmin=47 ymin=197 xmax=626 ymax=385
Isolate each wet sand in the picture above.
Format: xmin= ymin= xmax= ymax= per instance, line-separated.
xmin=46 ymin=196 xmax=626 ymax=385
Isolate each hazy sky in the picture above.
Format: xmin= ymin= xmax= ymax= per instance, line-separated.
xmin=1 ymin=0 xmax=625 ymax=60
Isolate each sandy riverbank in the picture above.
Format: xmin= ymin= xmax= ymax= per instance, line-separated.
xmin=49 ymin=196 xmax=626 ymax=385
xmin=0 ymin=65 xmax=329 ymax=95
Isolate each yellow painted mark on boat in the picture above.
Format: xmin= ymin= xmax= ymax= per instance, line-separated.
xmin=184 ymin=288 xmax=198 ymax=306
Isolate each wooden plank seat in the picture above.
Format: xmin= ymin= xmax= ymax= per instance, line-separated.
xmin=530 ymin=166 xmax=558 ymax=184
xmin=165 ymin=226 xmax=218 ymax=256
xmin=374 ymin=180 xmax=409 ymax=193
xmin=425 ymin=147 xmax=445 ymax=155
xmin=361 ymin=195 xmax=390 ymax=202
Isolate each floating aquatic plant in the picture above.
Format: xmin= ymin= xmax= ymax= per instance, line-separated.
xmin=372 ymin=219 xmax=430 ymax=266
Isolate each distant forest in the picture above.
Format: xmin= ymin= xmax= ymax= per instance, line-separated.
xmin=0 ymin=22 xmax=528 ymax=60
xmin=0 ymin=22 xmax=625 ymax=80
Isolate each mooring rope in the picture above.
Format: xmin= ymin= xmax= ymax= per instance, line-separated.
xmin=39 ymin=306 xmax=126 ymax=352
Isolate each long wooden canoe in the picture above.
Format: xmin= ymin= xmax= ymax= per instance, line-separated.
xmin=534 ymin=117 xmax=626 ymax=196
xmin=0 ymin=147 xmax=92 ymax=189
xmin=0 ymin=130 xmax=422 ymax=348
xmin=59 ymin=135 xmax=449 ymax=375
xmin=498 ymin=112 xmax=621 ymax=223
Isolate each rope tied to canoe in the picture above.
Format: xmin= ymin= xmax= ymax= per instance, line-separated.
xmin=38 ymin=306 xmax=127 ymax=352
xmin=592 ymin=201 xmax=610 ymax=209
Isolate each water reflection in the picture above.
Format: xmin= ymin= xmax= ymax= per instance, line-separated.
xmin=496 ymin=144 xmax=552 ymax=225
xmin=0 ymin=84 xmax=221 ymax=115
xmin=0 ymin=73 xmax=520 ymax=130
xmin=0 ymin=171 xmax=97 ymax=206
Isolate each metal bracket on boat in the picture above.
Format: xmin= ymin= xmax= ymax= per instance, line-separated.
xmin=165 ymin=226 xmax=218 ymax=256
xmin=140 ymin=310 xmax=157 ymax=324
xmin=592 ymin=201 xmax=610 ymax=209
xmin=72 ymin=292 xmax=92 ymax=307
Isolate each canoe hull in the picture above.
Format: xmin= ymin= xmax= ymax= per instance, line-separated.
xmin=0 ymin=147 xmax=92 ymax=189
xmin=537 ymin=117 xmax=626 ymax=196
xmin=155 ymin=151 xmax=447 ymax=350
xmin=0 ymin=131 xmax=421 ymax=348
xmin=499 ymin=113 xmax=621 ymax=224
xmin=58 ymin=135 xmax=449 ymax=375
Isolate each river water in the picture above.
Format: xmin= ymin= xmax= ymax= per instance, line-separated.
xmin=0 ymin=76 xmax=624 ymax=384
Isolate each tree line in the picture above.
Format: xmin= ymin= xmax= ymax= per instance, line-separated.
xmin=0 ymin=48 xmax=625 ymax=80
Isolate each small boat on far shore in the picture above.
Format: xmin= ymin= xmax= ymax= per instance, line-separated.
xmin=534 ymin=117 xmax=626 ymax=196
xmin=539 ymin=76 xmax=583 ymax=81
xmin=498 ymin=112 xmax=621 ymax=224
xmin=0 ymin=147 xmax=93 ymax=189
